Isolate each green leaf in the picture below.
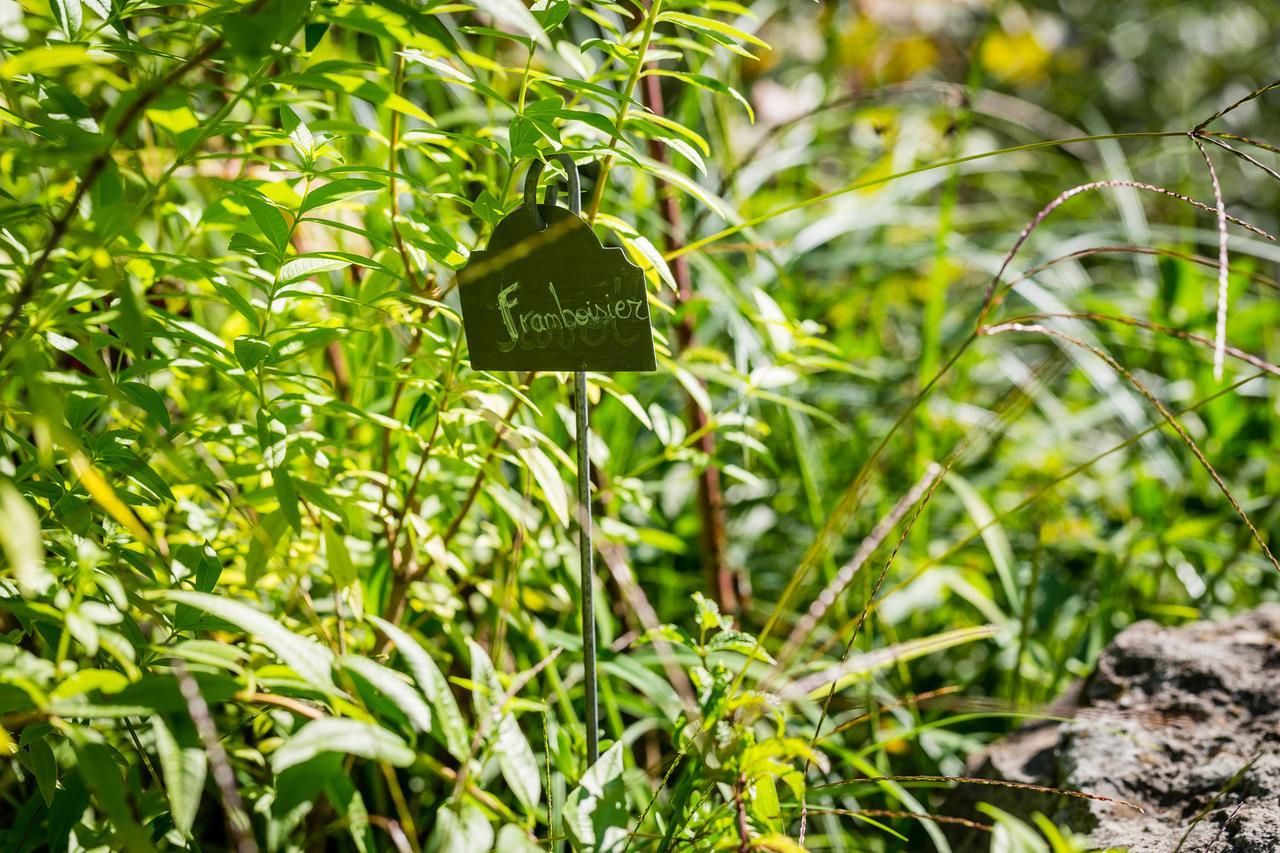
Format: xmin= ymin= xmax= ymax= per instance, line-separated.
xmin=706 ymin=629 xmax=775 ymax=663
xmin=66 ymin=610 xmax=99 ymax=656
xmin=281 ymin=105 xmax=315 ymax=153
xmin=658 ymin=11 xmax=768 ymax=53
xmin=279 ymin=255 xmax=351 ymax=283
xmin=51 ymin=0 xmax=83 ymax=39
xmin=786 ymin=626 xmax=1001 ymax=699
xmin=145 ymin=91 xmax=200 ymax=139
xmin=338 ymin=655 xmax=433 ymax=733
xmin=240 ymin=193 xmax=291 ymax=251
xmin=49 ymin=668 xmax=129 ymax=700
xmin=162 ymin=591 xmax=335 ymax=691
xmin=692 ymin=592 xmax=730 ymax=632
xmin=947 ymin=473 xmax=1018 ymax=609
xmin=645 ymin=69 xmax=755 ymax=122
xmin=194 ymin=542 xmax=222 ymax=593
xmin=152 ymin=717 xmax=207 ymax=836
xmin=494 ymin=713 xmax=540 ymax=812
xmin=558 ymin=108 xmax=617 ymax=137
xmin=300 ymin=179 xmax=384 ymax=214
xmin=468 ymin=638 xmax=499 ymax=715
xmin=469 ymin=0 xmax=549 ymax=47
xmin=532 ymin=0 xmax=568 ymax=32
xmin=291 ymin=69 xmax=434 ymax=123
xmin=325 ymin=527 xmax=356 ymax=588
xmin=210 ymin=277 xmax=258 ymax=326
xmin=273 ymin=468 xmax=302 ymax=534
xmin=81 ymin=673 xmax=238 ymax=714
xmin=166 ymin=640 xmax=247 ymax=670
xmin=516 ymin=445 xmax=570 ymax=527
xmin=304 ymin=21 xmax=328 ymax=50
xmin=751 ymin=773 xmax=782 ymax=833
xmin=233 ymin=335 xmax=272 ymax=371
xmin=633 ymin=151 xmax=736 ymax=219
xmin=0 ymin=481 xmax=51 ymax=595
xmin=368 ymin=616 xmax=470 ymax=762
xmin=563 ymin=741 xmax=629 ymax=853
xmin=30 ymin=738 xmax=56 ymax=807
xmin=623 ymin=234 xmax=677 ymax=292
xmin=0 ymin=45 xmax=90 ymax=77
xmin=979 ymin=803 xmax=1052 ymax=853
xmin=496 ymin=825 xmax=542 ymax=853
xmin=119 ymin=381 xmax=170 ymax=431
xmin=327 ymin=768 xmax=374 ymax=853
xmin=397 ymin=50 xmax=474 ymax=83
xmin=90 ymin=157 xmax=123 ymax=232
xmin=468 ymin=639 xmax=540 ymax=812
xmin=753 ymin=833 xmax=809 ymax=853
xmin=655 ymin=134 xmax=706 ymax=174
xmin=634 ymin=111 xmax=710 ymax=156
xmin=74 ymin=741 xmax=159 ymax=853
xmin=364 ymin=0 xmax=461 ymax=51
xmin=425 ymin=803 xmax=494 ymax=853
xmin=272 ymin=753 xmax=339 ymax=837
xmin=271 ymin=718 xmax=414 ymax=773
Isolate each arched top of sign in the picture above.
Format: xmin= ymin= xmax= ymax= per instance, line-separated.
xmin=457 ymin=155 xmax=656 ymax=373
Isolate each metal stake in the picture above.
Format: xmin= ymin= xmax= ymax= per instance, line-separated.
xmin=527 ymin=154 xmax=600 ymax=767
xmin=574 ymin=369 xmax=599 ymax=766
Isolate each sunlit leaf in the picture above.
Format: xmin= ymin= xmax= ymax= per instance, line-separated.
xmin=468 ymin=0 xmax=549 ymax=47
xmin=300 ymin=179 xmax=384 ymax=214
xmin=368 ymin=616 xmax=470 ymax=762
xmin=339 ymin=654 xmax=433 ymax=733
xmin=563 ymin=741 xmax=628 ymax=853
xmin=0 ymin=482 xmax=50 ymax=595
xmin=162 ymin=591 xmax=335 ymax=691
xmin=271 ymin=718 xmax=414 ymax=772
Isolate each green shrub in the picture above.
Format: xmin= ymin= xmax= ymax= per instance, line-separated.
xmin=1 ymin=1 xmax=1277 ymax=850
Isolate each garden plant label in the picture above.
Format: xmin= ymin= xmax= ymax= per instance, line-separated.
xmin=458 ymin=201 xmax=656 ymax=372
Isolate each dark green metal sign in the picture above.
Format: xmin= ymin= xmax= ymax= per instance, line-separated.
xmin=457 ymin=160 xmax=656 ymax=373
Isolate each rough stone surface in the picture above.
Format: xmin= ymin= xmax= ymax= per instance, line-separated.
xmin=944 ymin=605 xmax=1280 ymax=851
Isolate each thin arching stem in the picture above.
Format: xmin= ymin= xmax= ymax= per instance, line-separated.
xmin=980 ymin=322 xmax=1280 ymax=573
xmin=1190 ymin=135 xmax=1231 ymax=380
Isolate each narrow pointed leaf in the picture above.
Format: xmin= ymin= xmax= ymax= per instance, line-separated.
xmin=271 ymin=718 xmax=414 ymax=772
xmin=162 ymin=591 xmax=335 ymax=691
xmin=339 ymin=654 xmax=433 ymax=733
xmin=152 ymin=717 xmax=207 ymax=835
xmin=368 ymin=615 xmax=470 ymax=761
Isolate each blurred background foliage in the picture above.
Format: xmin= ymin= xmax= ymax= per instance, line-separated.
xmin=0 ymin=0 xmax=1277 ymax=850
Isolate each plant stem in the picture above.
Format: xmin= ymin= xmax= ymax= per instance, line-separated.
xmin=0 ymin=0 xmax=274 ymax=354
xmin=388 ymin=48 xmax=423 ymax=295
xmin=585 ymin=0 xmax=664 ymax=223
xmin=668 ymin=131 xmax=1189 ymax=261
xmin=640 ymin=70 xmax=736 ymax=612
xmin=574 ymin=370 xmax=599 ymax=765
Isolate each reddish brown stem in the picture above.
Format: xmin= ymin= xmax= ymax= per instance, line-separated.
xmin=733 ymin=774 xmax=750 ymax=852
xmin=641 ymin=72 xmax=737 ymax=613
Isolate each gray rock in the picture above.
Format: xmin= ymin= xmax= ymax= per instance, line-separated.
xmin=944 ymin=604 xmax=1280 ymax=851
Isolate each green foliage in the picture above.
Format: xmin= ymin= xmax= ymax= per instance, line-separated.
xmin=1 ymin=0 xmax=1278 ymax=850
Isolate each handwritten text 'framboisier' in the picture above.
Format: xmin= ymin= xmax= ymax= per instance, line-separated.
xmin=495 ymin=279 xmax=649 ymax=351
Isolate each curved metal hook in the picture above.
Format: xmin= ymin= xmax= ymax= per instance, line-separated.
xmin=522 ymin=153 xmax=581 ymax=230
